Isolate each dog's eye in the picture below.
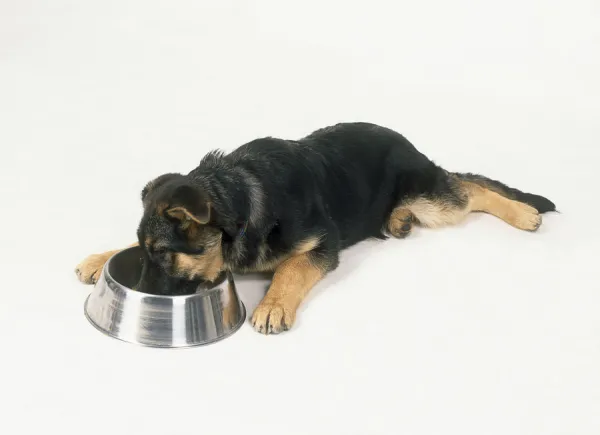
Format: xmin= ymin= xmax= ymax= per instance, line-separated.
xmin=180 ymin=246 xmax=204 ymax=255
xmin=153 ymin=247 xmax=168 ymax=256
xmin=188 ymin=247 xmax=205 ymax=255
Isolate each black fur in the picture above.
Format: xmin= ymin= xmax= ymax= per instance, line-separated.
xmin=136 ymin=122 xmax=555 ymax=294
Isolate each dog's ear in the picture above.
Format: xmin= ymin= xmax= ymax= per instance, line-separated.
xmin=166 ymin=204 xmax=211 ymax=225
xmin=142 ymin=173 xmax=182 ymax=202
xmin=165 ymin=184 xmax=211 ymax=225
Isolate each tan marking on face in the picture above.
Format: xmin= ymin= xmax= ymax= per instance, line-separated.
xmin=251 ymin=251 xmax=324 ymax=334
xmin=174 ymin=252 xmax=224 ymax=282
xmin=172 ymin=234 xmax=224 ymax=282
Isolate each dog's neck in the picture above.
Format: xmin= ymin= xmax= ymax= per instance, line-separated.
xmin=189 ymin=157 xmax=266 ymax=268
xmin=190 ymin=153 xmax=265 ymax=229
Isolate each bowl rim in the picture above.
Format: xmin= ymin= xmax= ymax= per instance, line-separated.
xmin=103 ymin=246 xmax=230 ymax=301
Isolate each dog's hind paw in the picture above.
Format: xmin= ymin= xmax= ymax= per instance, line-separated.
xmin=388 ymin=207 xmax=414 ymax=238
xmin=510 ymin=202 xmax=542 ymax=231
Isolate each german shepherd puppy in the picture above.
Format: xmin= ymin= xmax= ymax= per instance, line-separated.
xmin=75 ymin=122 xmax=555 ymax=334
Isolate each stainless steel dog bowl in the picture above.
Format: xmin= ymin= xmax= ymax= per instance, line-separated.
xmin=84 ymin=247 xmax=245 ymax=348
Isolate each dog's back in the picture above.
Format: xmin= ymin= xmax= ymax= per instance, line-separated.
xmin=228 ymin=122 xmax=443 ymax=248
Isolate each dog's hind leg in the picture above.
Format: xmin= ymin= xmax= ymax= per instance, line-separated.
xmin=464 ymin=182 xmax=542 ymax=231
xmin=396 ymin=171 xmax=548 ymax=232
xmin=75 ymin=243 xmax=138 ymax=284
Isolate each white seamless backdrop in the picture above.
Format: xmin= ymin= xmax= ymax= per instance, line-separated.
xmin=0 ymin=1 xmax=598 ymax=435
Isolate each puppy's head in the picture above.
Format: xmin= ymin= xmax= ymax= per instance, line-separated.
xmin=135 ymin=173 xmax=225 ymax=295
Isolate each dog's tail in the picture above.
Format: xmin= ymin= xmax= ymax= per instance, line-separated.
xmin=453 ymin=172 xmax=556 ymax=213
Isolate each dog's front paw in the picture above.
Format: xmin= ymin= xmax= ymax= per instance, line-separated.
xmin=75 ymin=253 xmax=109 ymax=284
xmin=251 ymin=301 xmax=296 ymax=335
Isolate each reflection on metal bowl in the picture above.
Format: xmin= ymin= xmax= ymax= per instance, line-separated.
xmin=84 ymin=247 xmax=245 ymax=348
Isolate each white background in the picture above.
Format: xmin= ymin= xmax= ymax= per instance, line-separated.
xmin=1 ymin=1 xmax=598 ymax=434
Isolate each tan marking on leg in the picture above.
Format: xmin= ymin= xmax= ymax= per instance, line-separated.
xmin=251 ymin=252 xmax=324 ymax=334
xmin=293 ymin=236 xmax=321 ymax=255
xmin=404 ymin=197 xmax=469 ymax=228
xmin=465 ymin=182 xmax=541 ymax=231
xmin=75 ymin=242 xmax=138 ymax=284
xmin=387 ymin=207 xmax=414 ymax=238
xmin=240 ymin=236 xmax=322 ymax=273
